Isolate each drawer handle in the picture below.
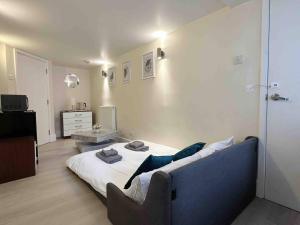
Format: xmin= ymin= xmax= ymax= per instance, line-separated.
xmin=75 ymin=120 xmax=82 ymax=122
xmin=75 ymin=125 xmax=82 ymax=128
xmin=75 ymin=114 xmax=82 ymax=117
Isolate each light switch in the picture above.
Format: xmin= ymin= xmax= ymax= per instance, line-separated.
xmin=8 ymin=74 xmax=15 ymax=80
xmin=233 ymin=55 xmax=244 ymax=65
xmin=246 ymin=84 xmax=255 ymax=93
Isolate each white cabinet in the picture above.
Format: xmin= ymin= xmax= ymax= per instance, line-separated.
xmin=61 ymin=111 xmax=92 ymax=137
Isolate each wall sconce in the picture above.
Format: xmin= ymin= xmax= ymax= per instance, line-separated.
xmin=157 ymin=48 xmax=165 ymax=60
xmin=102 ymin=71 xmax=107 ymax=78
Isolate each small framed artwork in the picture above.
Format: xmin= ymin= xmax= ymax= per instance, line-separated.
xmin=142 ymin=50 xmax=155 ymax=79
xmin=122 ymin=61 xmax=131 ymax=84
xmin=108 ymin=67 xmax=116 ymax=86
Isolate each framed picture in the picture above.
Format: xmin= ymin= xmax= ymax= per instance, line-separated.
xmin=122 ymin=61 xmax=131 ymax=84
xmin=108 ymin=67 xmax=116 ymax=86
xmin=142 ymin=50 xmax=155 ymax=79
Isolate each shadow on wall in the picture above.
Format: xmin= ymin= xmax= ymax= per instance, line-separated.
xmin=265 ymin=151 xmax=299 ymax=213
xmin=94 ymin=1 xmax=261 ymax=148
xmin=102 ymin=77 xmax=110 ymax=106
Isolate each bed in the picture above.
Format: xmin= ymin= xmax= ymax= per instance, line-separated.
xmin=107 ymin=137 xmax=258 ymax=225
xmin=66 ymin=140 xmax=179 ymax=197
xmin=67 ymin=137 xmax=258 ymax=225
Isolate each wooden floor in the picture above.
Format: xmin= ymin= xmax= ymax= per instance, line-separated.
xmin=0 ymin=139 xmax=299 ymax=225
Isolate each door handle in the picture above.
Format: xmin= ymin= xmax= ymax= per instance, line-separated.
xmin=270 ymin=93 xmax=289 ymax=101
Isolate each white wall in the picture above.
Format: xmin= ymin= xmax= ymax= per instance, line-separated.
xmin=0 ymin=43 xmax=7 ymax=93
xmin=91 ymin=0 xmax=261 ymax=148
xmin=6 ymin=45 xmax=17 ymax=94
xmin=0 ymin=43 xmax=16 ymax=94
xmin=47 ymin=62 xmax=56 ymax=141
xmin=52 ymin=65 xmax=91 ymax=137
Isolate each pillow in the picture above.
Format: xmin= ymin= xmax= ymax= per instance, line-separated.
xmin=206 ymin=136 xmax=234 ymax=152
xmin=124 ymin=151 xmax=207 ymax=204
xmin=197 ymin=147 xmax=216 ymax=158
xmin=124 ymin=155 xmax=173 ymax=189
xmin=172 ymin=142 xmax=206 ymax=161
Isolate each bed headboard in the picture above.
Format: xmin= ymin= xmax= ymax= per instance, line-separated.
xmin=99 ymin=106 xmax=117 ymax=131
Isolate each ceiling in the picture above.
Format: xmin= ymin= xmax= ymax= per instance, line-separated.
xmin=0 ymin=0 xmax=242 ymax=67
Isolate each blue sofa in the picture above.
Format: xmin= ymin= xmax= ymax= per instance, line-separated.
xmin=107 ymin=137 xmax=258 ymax=225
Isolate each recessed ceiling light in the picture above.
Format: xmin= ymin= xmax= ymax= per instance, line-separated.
xmin=153 ymin=31 xmax=167 ymax=39
xmin=84 ymin=59 xmax=110 ymax=65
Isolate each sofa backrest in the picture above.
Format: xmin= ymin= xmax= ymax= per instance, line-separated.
xmin=169 ymin=137 xmax=258 ymax=225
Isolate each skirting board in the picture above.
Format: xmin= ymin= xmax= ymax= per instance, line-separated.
xmin=221 ymin=0 xmax=250 ymax=7
xmin=50 ymin=134 xmax=57 ymax=142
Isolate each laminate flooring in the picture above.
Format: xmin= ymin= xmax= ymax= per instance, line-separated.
xmin=1 ymin=139 xmax=299 ymax=225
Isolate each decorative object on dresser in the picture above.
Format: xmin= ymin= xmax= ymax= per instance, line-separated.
xmin=0 ymin=111 xmax=38 ymax=184
xmin=76 ymin=102 xmax=87 ymax=111
xmin=92 ymin=124 xmax=102 ymax=133
xmin=60 ymin=111 xmax=92 ymax=138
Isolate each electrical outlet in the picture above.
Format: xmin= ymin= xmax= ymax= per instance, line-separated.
xmin=270 ymin=82 xmax=279 ymax=88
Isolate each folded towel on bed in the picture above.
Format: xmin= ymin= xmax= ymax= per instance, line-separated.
xmin=125 ymin=144 xmax=149 ymax=152
xmin=128 ymin=141 xmax=145 ymax=149
xmin=101 ymin=149 xmax=118 ymax=157
xmin=96 ymin=152 xmax=122 ymax=164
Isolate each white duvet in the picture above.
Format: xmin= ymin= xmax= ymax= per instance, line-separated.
xmin=66 ymin=141 xmax=179 ymax=198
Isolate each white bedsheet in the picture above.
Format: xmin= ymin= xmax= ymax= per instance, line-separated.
xmin=66 ymin=141 xmax=179 ymax=197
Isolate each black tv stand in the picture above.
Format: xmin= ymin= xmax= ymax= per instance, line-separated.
xmin=0 ymin=111 xmax=38 ymax=163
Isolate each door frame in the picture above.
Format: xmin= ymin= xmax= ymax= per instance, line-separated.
xmin=15 ymin=49 xmax=51 ymax=145
xmin=257 ymin=0 xmax=270 ymax=199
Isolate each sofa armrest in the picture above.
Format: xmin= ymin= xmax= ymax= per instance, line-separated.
xmin=107 ymin=183 xmax=142 ymax=225
xmin=143 ymin=171 xmax=172 ymax=225
xmin=107 ymin=171 xmax=172 ymax=225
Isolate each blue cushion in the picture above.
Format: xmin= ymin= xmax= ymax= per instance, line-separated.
xmin=124 ymin=155 xmax=173 ymax=189
xmin=124 ymin=142 xmax=206 ymax=189
xmin=172 ymin=142 xmax=206 ymax=161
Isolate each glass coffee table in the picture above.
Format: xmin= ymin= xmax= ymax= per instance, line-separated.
xmin=71 ymin=129 xmax=119 ymax=153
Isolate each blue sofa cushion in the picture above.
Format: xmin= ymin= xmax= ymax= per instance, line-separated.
xmin=124 ymin=155 xmax=173 ymax=189
xmin=173 ymin=142 xmax=206 ymax=161
xmin=124 ymin=142 xmax=206 ymax=189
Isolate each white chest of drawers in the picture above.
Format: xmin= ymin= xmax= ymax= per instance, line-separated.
xmin=61 ymin=111 xmax=92 ymax=138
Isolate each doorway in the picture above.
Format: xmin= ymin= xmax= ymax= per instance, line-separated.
xmin=264 ymin=0 xmax=300 ymax=212
xmin=16 ymin=51 xmax=50 ymax=146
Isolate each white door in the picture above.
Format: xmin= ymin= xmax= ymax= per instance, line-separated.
xmin=16 ymin=52 xmax=50 ymax=145
xmin=266 ymin=0 xmax=300 ymax=212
